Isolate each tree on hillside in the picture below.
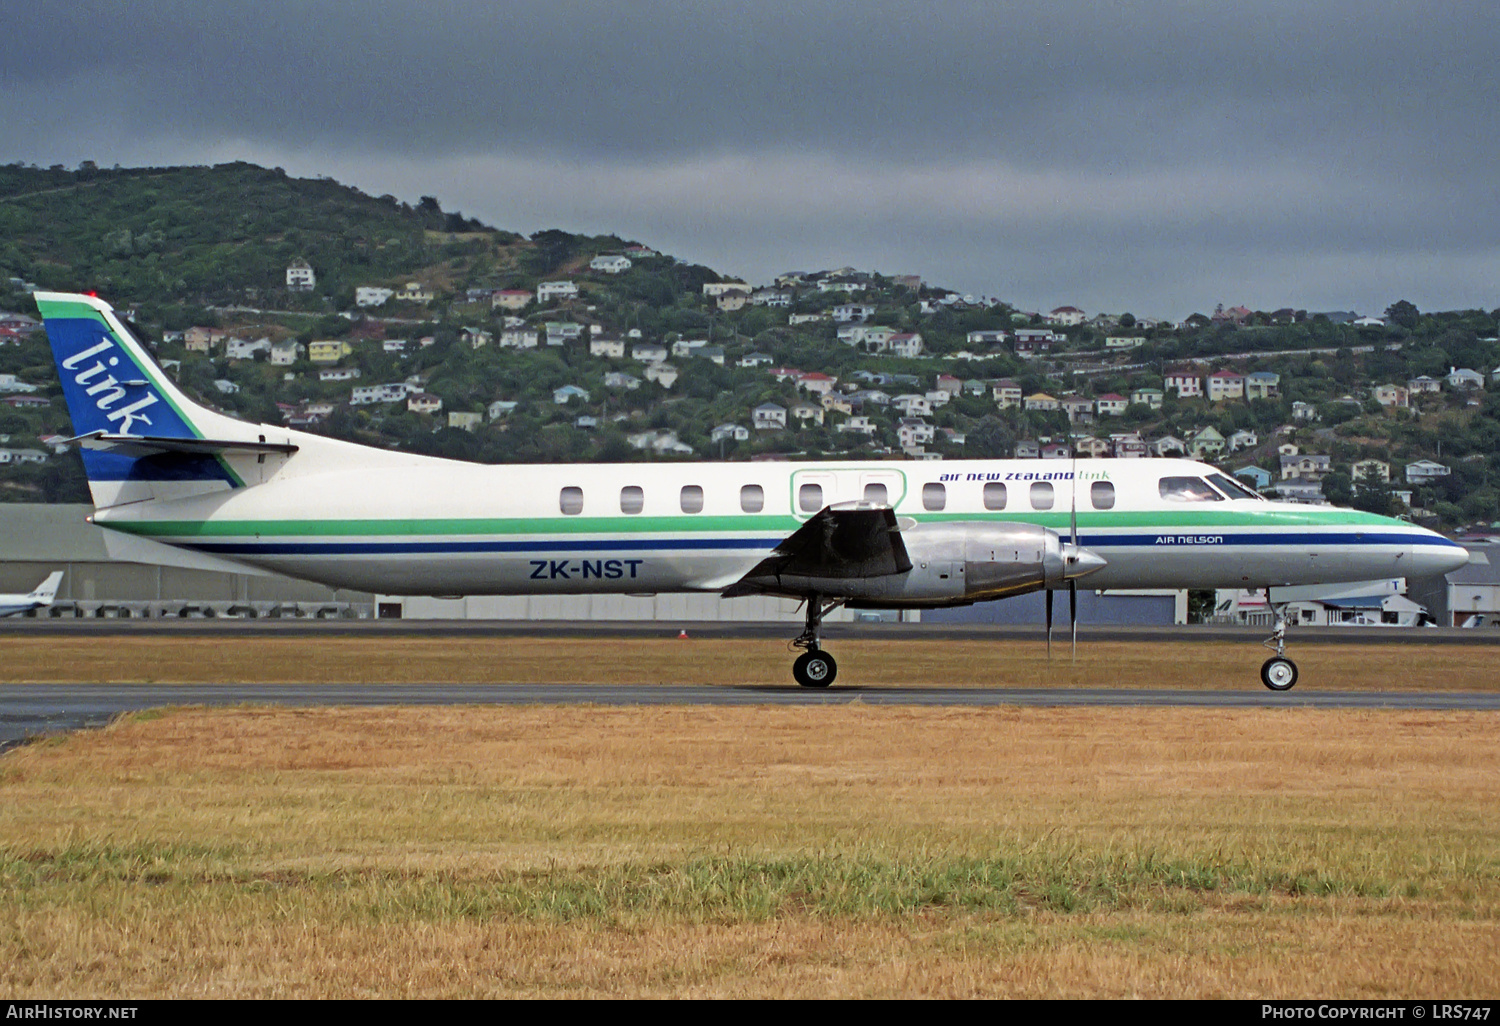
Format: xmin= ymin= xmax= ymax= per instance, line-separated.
xmin=1385 ymin=300 xmax=1420 ymax=330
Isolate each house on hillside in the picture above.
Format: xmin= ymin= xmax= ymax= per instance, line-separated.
xmin=1130 ymin=387 xmax=1164 ymax=410
xmin=225 ymin=337 xmax=271 ymax=360
xmin=1165 ymin=367 xmax=1202 ymax=397
xmin=1061 ymin=396 xmax=1095 ymax=424
xmin=491 ymin=289 xmax=533 ymax=311
xmin=589 ymin=255 xmax=632 ymax=274
xmin=753 ymin=403 xmax=787 ymax=430
xmin=833 ymin=304 xmax=877 ymax=323
xmin=1206 ymin=370 xmax=1244 ymax=401
xmin=1189 ymin=426 xmax=1225 ymax=458
xmin=286 ymin=259 xmax=316 ymax=292
xmin=1281 ymin=453 xmax=1331 ymax=480
xmin=992 ymin=379 xmax=1023 ymax=408
xmin=1095 ymin=394 xmax=1128 ymax=416
xmin=308 ymin=340 xmax=352 ymax=364
xmin=1234 ymin=465 xmax=1273 ymax=490
xmin=790 ymin=402 xmax=825 ymax=427
xmin=1406 ymin=460 xmax=1451 ymax=484
xmin=590 ymin=334 xmax=626 ymax=359
xmin=499 ymin=328 xmax=539 ymax=349
xmin=1245 ymin=371 xmax=1280 ymax=400
xmin=644 ymin=363 xmax=679 ymax=388
xmin=711 ymin=423 xmax=750 ymax=443
xmin=1446 ymin=367 xmax=1484 ymax=390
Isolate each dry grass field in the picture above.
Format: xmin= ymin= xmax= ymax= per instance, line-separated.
xmin=2 ymin=634 xmax=1500 ymax=690
xmin=1 ymin=636 xmax=1498 ymax=998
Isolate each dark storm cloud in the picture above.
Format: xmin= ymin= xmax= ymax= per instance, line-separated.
xmin=10 ymin=1 xmax=1498 ymax=165
xmin=4 ymin=1 xmax=1500 ymax=315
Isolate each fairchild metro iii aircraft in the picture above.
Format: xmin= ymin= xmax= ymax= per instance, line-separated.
xmin=0 ymin=571 xmax=64 ymax=617
xmin=37 ymin=291 xmax=1469 ymax=689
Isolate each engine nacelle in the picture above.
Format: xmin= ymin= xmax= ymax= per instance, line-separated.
xmin=776 ymin=521 xmax=1070 ymax=608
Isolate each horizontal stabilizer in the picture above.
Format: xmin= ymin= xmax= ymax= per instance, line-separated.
xmin=101 ymin=527 xmax=279 ymax=577
xmin=69 ymin=431 xmax=298 ymax=458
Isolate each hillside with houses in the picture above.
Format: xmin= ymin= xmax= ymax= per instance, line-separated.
xmin=2 ymin=161 xmax=1499 ymax=535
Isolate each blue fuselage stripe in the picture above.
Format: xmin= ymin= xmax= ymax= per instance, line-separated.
xmin=169 ymin=529 xmax=1453 ymax=558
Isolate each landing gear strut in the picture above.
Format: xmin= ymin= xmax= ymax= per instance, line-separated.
xmin=1259 ymin=607 xmax=1298 ymax=691
xmin=791 ymin=595 xmax=843 ymax=688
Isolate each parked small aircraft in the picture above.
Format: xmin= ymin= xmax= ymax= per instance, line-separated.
xmin=36 ymin=292 xmax=1469 ymax=689
xmin=0 ymin=571 xmax=64 ymax=617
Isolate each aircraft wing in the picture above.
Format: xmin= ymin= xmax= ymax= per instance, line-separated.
xmin=67 ymin=431 xmax=299 ymax=458
xmin=721 ymin=504 xmax=911 ymax=597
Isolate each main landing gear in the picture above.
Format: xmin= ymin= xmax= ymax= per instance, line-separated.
xmin=791 ymin=595 xmax=844 ymax=688
xmin=1260 ymin=608 xmax=1299 ymax=691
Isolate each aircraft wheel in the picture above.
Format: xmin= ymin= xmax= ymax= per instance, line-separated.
xmin=1260 ymin=657 xmax=1298 ymax=692
xmin=793 ymin=650 xmax=837 ymax=688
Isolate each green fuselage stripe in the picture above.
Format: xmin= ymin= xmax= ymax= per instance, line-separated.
xmin=106 ymin=506 xmax=1398 ymax=539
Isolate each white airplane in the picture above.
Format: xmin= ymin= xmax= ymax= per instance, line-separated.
xmin=0 ymin=571 xmax=65 ymax=617
xmin=35 ymin=291 xmax=1469 ymax=690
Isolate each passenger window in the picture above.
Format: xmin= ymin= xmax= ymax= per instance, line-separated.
xmin=1030 ymin=482 xmax=1054 ymax=510
xmin=740 ymin=484 xmax=764 ymax=513
xmin=1159 ymin=476 xmax=1223 ymax=502
xmin=680 ymin=485 xmax=704 ymax=514
xmin=983 ymin=481 xmax=1007 ymax=510
xmin=560 ymin=486 xmax=584 ymax=515
xmin=864 ymin=482 xmax=888 ymax=506
xmin=922 ymin=482 xmax=946 ymax=511
xmin=1091 ymin=481 xmax=1115 ymax=510
xmin=620 ymin=485 xmax=644 ymax=515
xmin=798 ymin=482 xmax=823 ymax=512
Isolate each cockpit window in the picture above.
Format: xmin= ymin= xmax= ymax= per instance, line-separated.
xmin=1159 ymin=476 xmax=1224 ymax=502
xmin=1207 ymin=473 xmax=1264 ymax=501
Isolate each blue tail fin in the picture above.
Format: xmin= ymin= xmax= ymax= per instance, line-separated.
xmin=36 ymin=292 xmax=251 ymax=505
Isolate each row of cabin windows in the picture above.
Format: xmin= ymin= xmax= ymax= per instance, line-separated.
xmin=926 ymin=480 xmax=1115 ymax=512
xmin=560 ymin=484 xmax=767 ymax=515
xmin=557 ymin=480 xmax=1118 ymax=515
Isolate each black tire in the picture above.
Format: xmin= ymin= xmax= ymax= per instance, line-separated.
xmin=1260 ymin=657 xmax=1298 ymax=691
xmin=793 ymin=650 xmax=837 ymax=688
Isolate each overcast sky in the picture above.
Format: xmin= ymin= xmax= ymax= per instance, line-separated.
xmin=4 ymin=1 xmax=1498 ymax=318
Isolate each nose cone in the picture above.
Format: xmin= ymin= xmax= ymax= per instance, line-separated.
xmin=1410 ymin=530 xmax=1470 ymax=577
xmin=1064 ymin=545 xmax=1108 ymax=580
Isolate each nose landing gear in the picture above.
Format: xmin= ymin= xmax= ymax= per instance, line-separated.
xmin=1260 ymin=610 xmax=1298 ymax=691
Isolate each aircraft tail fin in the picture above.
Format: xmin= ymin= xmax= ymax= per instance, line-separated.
xmin=35 ymin=292 xmax=269 ymax=507
xmin=27 ymin=571 xmax=64 ymax=605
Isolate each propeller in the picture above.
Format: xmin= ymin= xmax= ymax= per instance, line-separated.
xmin=1047 ymin=452 xmax=1107 ymax=662
xmin=1048 ymin=453 xmax=1081 ymax=662
xmin=1045 ymin=586 xmax=1053 ymax=658
xmin=1070 ymin=458 xmax=1079 ymax=663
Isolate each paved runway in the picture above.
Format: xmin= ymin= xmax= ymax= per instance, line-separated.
xmin=4 ymin=682 xmax=1498 ymax=752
